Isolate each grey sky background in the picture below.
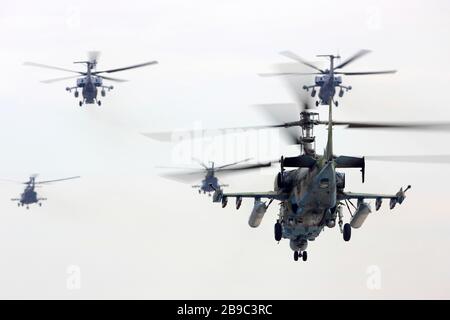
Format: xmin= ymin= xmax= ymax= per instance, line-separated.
xmin=1 ymin=0 xmax=450 ymax=299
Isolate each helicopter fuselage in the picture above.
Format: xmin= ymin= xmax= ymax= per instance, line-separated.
xmin=20 ymin=187 xmax=39 ymax=205
xmin=200 ymin=174 xmax=220 ymax=193
xmin=77 ymin=76 xmax=102 ymax=104
xmin=315 ymin=74 xmax=342 ymax=105
xmin=276 ymin=161 xmax=337 ymax=251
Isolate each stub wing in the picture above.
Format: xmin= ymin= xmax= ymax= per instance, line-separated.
xmin=213 ymin=190 xmax=288 ymax=202
xmin=212 ymin=190 xmax=288 ymax=227
xmin=339 ymin=191 xmax=398 ymax=200
xmin=338 ymin=185 xmax=410 ymax=210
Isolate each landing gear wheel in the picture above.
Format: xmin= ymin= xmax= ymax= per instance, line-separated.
xmin=101 ymin=90 xmax=106 ymax=97
xmin=343 ymin=223 xmax=351 ymax=241
xmin=74 ymin=91 xmax=79 ymax=98
xmin=311 ymin=89 xmax=316 ymax=97
xmin=315 ymin=101 xmax=319 ymax=107
xmin=17 ymin=203 xmax=20 ymax=207
xmin=97 ymin=100 xmax=102 ymax=106
xmin=79 ymin=101 xmax=83 ymax=107
xmin=26 ymin=206 xmax=29 ymax=210
xmin=39 ymin=203 xmax=42 ymax=207
xmin=294 ymin=251 xmax=299 ymax=261
xmin=334 ymin=100 xmax=339 ymax=107
xmin=302 ymin=251 xmax=308 ymax=261
xmin=274 ymin=221 xmax=282 ymax=241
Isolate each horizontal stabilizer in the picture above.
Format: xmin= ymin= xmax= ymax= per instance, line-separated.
xmin=335 ymin=156 xmax=365 ymax=182
xmin=282 ymin=155 xmax=316 ymax=168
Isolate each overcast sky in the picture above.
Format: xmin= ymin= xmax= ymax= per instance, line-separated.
xmin=1 ymin=0 xmax=450 ymax=299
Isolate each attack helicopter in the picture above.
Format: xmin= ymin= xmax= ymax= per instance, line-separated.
xmin=24 ymin=52 xmax=158 ymax=107
xmin=260 ymin=50 xmax=396 ymax=107
xmin=158 ymin=158 xmax=272 ymax=196
xmin=208 ymin=95 xmax=450 ymax=261
xmin=8 ymin=175 xmax=80 ymax=209
xmin=144 ymin=86 xmax=450 ymax=261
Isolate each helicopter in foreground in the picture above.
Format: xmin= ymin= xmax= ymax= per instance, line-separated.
xmin=9 ymin=175 xmax=80 ymax=209
xmin=208 ymin=97 xmax=450 ymax=261
xmin=24 ymin=52 xmax=158 ymax=107
xmin=260 ymin=50 xmax=396 ymax=107
xmin=158 ymin=158 xmax=272 ymax=196
xmin=146 ymin=91 xmax=450 ymax=261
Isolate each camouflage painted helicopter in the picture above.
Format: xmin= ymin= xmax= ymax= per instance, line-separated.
xmin=144 ymin=94 xmax=450 ymax=261
xmin=158 ymin=158 xmax=271 ymax=196
xmin=24 ymin=52 xmax=158 ymax=107
xmin=207 ymin=98 xmax=450 ymax=261
xmin=9 ymin=175 xmax=80 ymax=209
xmin=260 ymin=50 xmax=396 ymax=107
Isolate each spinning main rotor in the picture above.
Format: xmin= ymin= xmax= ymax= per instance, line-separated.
xmin=24 ymin=51 xmax=158 ymax=83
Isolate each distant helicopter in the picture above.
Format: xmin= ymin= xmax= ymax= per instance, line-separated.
xmin=260 ymin=50 xmax=396 ymax=106
xmin=24 ymin=51 xmax=158 ymax=107
xmin=8 ymin=175 xmax=80 ymax=209
xmin=158 ymin=158 xmax=272 ymax=196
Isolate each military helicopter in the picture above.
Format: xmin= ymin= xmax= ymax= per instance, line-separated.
xmin=260 ymin=50 xmax=396 ymax=107
xmin=205 ymin=92 xmax=450 ymax=261
xmin=158 ymin=158 xmax=272 ymax=196
xmin=8 ymin=175 xmax=80 ymax=209
xmin=146 ymin=87 xmax=450 ymax=261
xmin=24 ymin=52 xmax=158 ymax=107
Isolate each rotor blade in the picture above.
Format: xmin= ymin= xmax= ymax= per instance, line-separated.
xmin=142 ymin=121 xmax=300 ymax=142
xmin=100 ymin=75 xmax=128 ymax=82
xmin=331 ymin=121 xmax=450 ymax=131
xmin=279 ymin=51 xmax=324 ymax=73
xmin=334 ymin=49 xmax=371 ymax=69
xmin=253 ymin=104 xmax=301 ymax=144
xmin=160 ymin=170 xmax=206 ymax=184
xmin=259 ymin=72 xmax=321 ymax=77
xmin=216 ymin=158 xmax=253 ymax=169
xmin=192 ymin=158 xmax=209 ymax=169
xmin=0 ymin=178 xmax=25 ymax=184
xmin=41 ymin=75 xmax=81 ymax=84
xmin=216 ymin=161 xmax=273 ymax=174
xmin=282 ymin=75 xmax=315 ymax=111
xmin=336 ymin=70 xmax=397 ymax=75
xmin=156 ymin=166 xmax=204 ymax=170
xmin=24 ymin=62 xmax=84 ymax=74
xmin=36 ymin=176 xmax=80 ymax=184
xmin=366 ymin=155 xmax=450 ymax=163
xmin=93 ymin=61 xmax=158 ymax=74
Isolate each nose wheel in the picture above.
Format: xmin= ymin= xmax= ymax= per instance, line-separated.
xmin=293 ymin=251 xmax=308 ymax=262
xmin=79 ymin=101 xmax=83 ymax=107
xmin=97 ymin=100 xmax=101 ymax=106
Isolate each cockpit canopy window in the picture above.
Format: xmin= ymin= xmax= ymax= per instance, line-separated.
xmin=319 ymin=178 xmax=329 ymax=189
